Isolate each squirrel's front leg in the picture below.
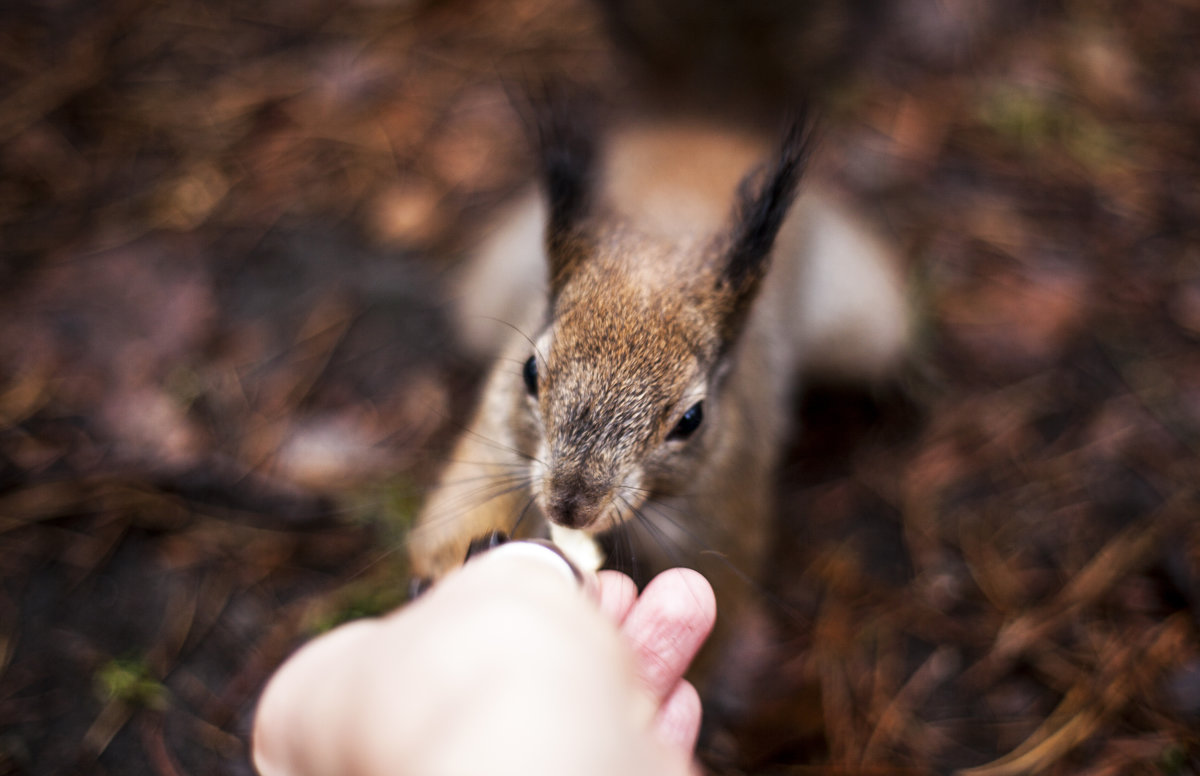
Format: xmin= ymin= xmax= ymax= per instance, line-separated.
xmin=407 ymin=366 xmax=537 ymax=584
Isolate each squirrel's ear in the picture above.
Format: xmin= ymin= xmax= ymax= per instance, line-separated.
xmin=523 ymin=83 xmax=598 ymax=299
xmin=717 ymin=112 xmax=815 ymax=337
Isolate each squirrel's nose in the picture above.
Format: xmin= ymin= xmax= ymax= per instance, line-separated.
xmin=549 ymin=491 xmax=592 ymax=527
xmin=546 ymin=472 xmax=603 ymax=529
xmin=550 ymin=494 xmax=586 ymax=528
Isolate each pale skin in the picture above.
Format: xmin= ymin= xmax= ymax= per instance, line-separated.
xmin=253 ymin=545 xmax=717 ymax=776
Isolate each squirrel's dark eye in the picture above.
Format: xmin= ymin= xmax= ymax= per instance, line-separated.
xmin=522 ymin=355 xmax=538 ymax=397
xmin=668 ymin=401 xmax=703 ymax=440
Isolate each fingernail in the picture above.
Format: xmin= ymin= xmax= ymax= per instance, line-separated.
xmin=520 ymin=539 xmax=586 ymax=587
xmin=481 ymin=540 xmax=591 ymax=594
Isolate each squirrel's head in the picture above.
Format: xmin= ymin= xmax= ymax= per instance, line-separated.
xmin=519 ymin=99 xmax=813 ymax=533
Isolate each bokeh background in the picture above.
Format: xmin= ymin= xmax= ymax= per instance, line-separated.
xmin=2 ymin=0 xmax=1199 ymax=773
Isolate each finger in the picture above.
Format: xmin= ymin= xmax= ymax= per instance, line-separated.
xmin=253 ymin=620 xmax=380 ymax=776
xmin=596 ymin=570 xmax=638 ymax=623
xmin=654 ymin=678 xmax=703 ymax=753
xmin=621 ymin=568 xmax=716 ymax=703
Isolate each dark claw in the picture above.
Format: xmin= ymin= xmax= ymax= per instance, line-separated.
xmin=408 ymin=576 xmax=433 ymax=600
xmin=465 ymin=530 xmax=510 ymax=560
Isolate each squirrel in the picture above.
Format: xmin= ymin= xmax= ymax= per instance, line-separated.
xmin=407 ymin=102 xmax=910 ymax=702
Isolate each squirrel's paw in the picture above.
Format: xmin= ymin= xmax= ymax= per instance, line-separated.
xmin=407 ymin=530 xmax=511 ymax=600
xmin=464 ymin=530 xmax=510 ymax=558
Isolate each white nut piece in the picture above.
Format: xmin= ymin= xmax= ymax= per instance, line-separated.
xmin=549 ymin=524 xmax=605 ymax=574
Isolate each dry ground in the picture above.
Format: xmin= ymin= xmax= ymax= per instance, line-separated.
xmin=1 ymin=0 xmax=1198 ymax=773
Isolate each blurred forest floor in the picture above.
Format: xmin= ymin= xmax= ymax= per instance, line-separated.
xmin=2 ymin=0 xmax=1199 ymax=773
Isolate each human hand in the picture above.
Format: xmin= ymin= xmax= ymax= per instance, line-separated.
xmin=252 ymin=543 xmax=716 ymax=776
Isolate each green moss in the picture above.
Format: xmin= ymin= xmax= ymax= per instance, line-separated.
xmin=973 ymin=82 xmax=1122 ymax=172
xmin=94 ymin=658 xmax=168 ymax=711
xmin=1158 ymin=743 xmax=1187 ymax=775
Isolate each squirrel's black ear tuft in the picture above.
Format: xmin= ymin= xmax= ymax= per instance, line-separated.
xmin=532 ymin=88 xmax=596 ymax=237
xmin=515 ymin=81 xmax=600 ymax=296
xmin=722 ymin=110 xmax=816 ymax=296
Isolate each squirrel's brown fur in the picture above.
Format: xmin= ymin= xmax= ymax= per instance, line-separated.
xmin=408 ymin=111 xmax=910 ymax=703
